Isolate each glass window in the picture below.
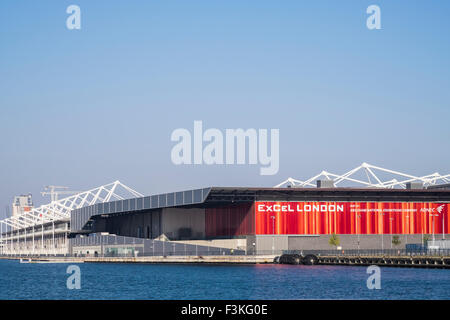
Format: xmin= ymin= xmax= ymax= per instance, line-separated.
xmin=116 ymin=200 xmax=123 ymax=212
xmin=176 ymin=192 xmax=183 ymax=205
xmin=183 ymin=191 xmax=193 ymax=204
xmin=151 ymin=196 xmax=158 ymax=208
xmin=167 ymin=193 xmax=174 ymax=206
xmin=137 ymin=198 xmax=143 ymax=210
xmin=143 ymin=197 xmax=150 ymax=209
xmin=194 ymin=189 xmax=202 ymax=203
xmin=159 ymin=194 xmax=167 ymax=207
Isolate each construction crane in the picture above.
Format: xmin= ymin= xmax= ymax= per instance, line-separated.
xmin=41 ymin=186 xmax=81 ymax=202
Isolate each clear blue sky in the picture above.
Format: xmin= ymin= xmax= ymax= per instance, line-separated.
xmin=0 ymin=1 xmax=449 ymax=217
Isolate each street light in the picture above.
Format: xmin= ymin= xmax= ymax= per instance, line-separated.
xmin=405 ymin=215 xmax=409 ymax=245
xmin=430 ymin=213 xmax=439 ymax=243
xmin=389 ymin=217 xmax=394 ymax=249
xmin=379 ymin=212 xmax=385 ymax=252
xmin=270 ymin=215 xmax=276 ymax=255
xmin=421 ymin=210 xmax=425 ymax=247
xmin=356 ymin=214 xmax=361 ymax=252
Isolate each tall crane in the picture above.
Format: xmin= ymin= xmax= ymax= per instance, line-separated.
xmin=41 ymin=186 xmax=81 ymax=202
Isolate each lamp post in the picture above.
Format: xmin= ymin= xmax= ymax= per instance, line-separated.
xmin=405 ymin=215 xmax=409 ymax=245
xmin=356 ymin=214 xmax=361 ymax=253
xmin=431 ymin=213 xmax=439 ymax=243
xmin=421 ymin=210 xmax=425 ymax=247
xmin=270 ymin=215 xmax=276 ymax=255
xmin=41 ymin=214 xmax=44 ymax=255
xmin=389 ymin=217 xmax=394 ymax=249
xmin=333 ymin=211 xmax=337 ymax=234
xmin=32 ymin=224 xmax=35 ymax=256
xmin=380 ymin=212 xmax=385 ymax=252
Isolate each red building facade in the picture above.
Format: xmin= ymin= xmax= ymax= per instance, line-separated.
xmin=205 ymin=203 xmax=255 ymax=237
xmin=255 ymin=201 xmax=450 ymax=235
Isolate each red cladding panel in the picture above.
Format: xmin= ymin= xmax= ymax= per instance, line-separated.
xmin=255 ymin=201 xmax=449 ymax=235
xmin=205 ymin=203 xmax=255 ymax=237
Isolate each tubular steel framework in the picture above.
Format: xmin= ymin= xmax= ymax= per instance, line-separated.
xmin=275 ymin=163 xmax=450 ymax=189
xmin=0 ymin=181 xmax=143 ymax=254
xmin=1 ymin=180 xmax=143 ymax=230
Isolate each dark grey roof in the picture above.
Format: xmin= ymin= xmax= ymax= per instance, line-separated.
xmin=70 ymin=186 xmax=450 ymax=233
xmin=71 ymin=187 xmax=211 ymax=232
xmin=427 ymin=183 xmax=450 ymax=190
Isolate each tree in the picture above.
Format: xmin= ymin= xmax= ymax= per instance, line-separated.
xmin=329 ymin=233 xmax=340 ymax=248
xmin=392 ymin=235 xmax=401 ymax=247
xmin=423 ymin=234 xmax=431 ymax=246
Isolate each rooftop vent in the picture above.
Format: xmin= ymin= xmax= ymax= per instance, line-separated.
xmin=317 ymin=180 xmax=335 ymax=188
xmin=406 ymin=182 xmax=423 ymax=190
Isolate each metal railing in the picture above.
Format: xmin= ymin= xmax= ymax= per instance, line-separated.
xmin=2 ymin=249 xmax=450 ymax=259
xmin=73 ymin=249 xmax=247 ymax=258
xmin=282 ymin=248 xmax=450 ymax=257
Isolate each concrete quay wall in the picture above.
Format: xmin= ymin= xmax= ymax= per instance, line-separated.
xmin=0 ymin=255 xmax=277 ymax=264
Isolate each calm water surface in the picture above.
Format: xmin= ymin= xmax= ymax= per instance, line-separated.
xmin=0 ymin=259 xmax=448 ymax=299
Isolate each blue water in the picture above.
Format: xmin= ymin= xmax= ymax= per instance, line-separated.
xmin=0 ymin=259 xmax=448 ymax=299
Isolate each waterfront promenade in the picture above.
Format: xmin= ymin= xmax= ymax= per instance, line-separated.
xmin=1 ymin=252 xmax=450 ymax=268
xmin=0 ymin=255 xmax=277 ymax=264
